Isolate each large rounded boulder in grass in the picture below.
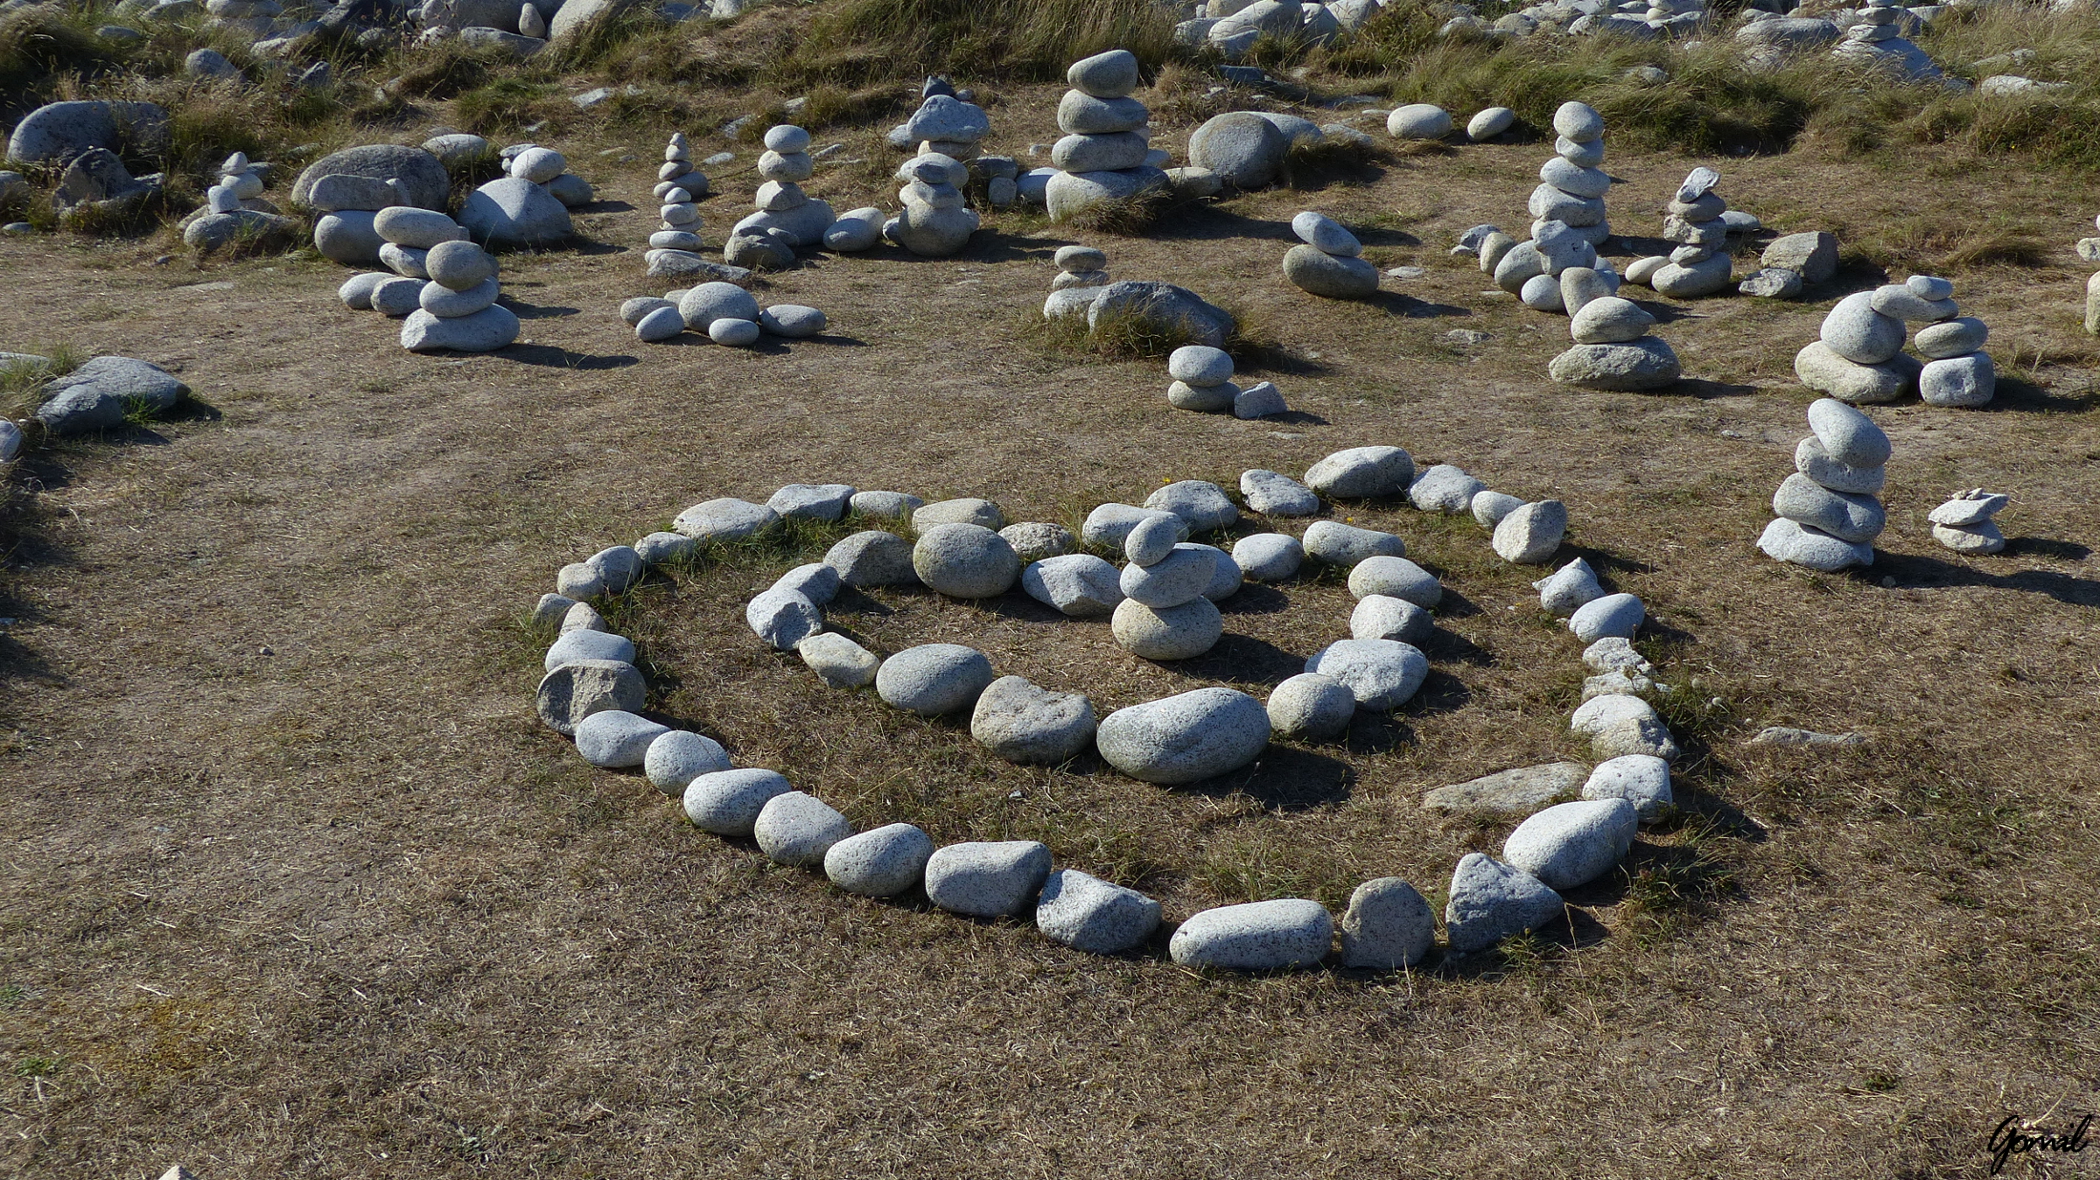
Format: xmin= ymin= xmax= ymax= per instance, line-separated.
xmin=1549 ymin=338 xmax=1682 ymax=392
xmin=1168 ymin=899 xmax=1333 ymax=971
xmin=1095 ymin=687 xmax=1270 ymax=785
xmin=1111 ymin=596 xmax=1223 ymax=661
xmin=1384 ymin=103 xmax=1452 ymax=140
xmin=1086 ymin=281 xmax=1236 ymax=350
xmin=6 ymin=99 xmax=169 ymax=166
xmin=682 ymin=768 xmax=793 ymax=837
xmin=1283 ymin=245 xmax=1380 ymax=299
xmin=824 ymin=823 xmax=935 ymax=897
xmin=457 ymin=175 xmax=573 ymax=249
xmin=1338 ymin=877 xmax=1435 ymax=970
xmin=875 ymin=643 xmax=996 ymax=716
xmin=292 ymin=144 xmax=451 ymax=211
xmin=1303 ymin=445 xmax=1414 ymax=498
xmin=1187 ymin=111 xmax=1289 ymax=191
xmin=1305 ymin=639 xmax=1429 ymax=711
xmin=535 ymin=659 xmax=644 ymax=736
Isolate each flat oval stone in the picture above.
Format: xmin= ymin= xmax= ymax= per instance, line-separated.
xmin=1303 ymin=445 xmax=1413 ymax=498
xmin=1120 ymin=544 xmax=1218 ymax=608
xmin=683 ymin=767 xmax=794 ymax=835
xmin=1020 ymin=553 xmax=1122 ymax=617
xmin=1350 ymin=594 xmax=1431 ymax=645
xmin=874 ymin=643 xmax=995 ymax=716
xmin=1232 ymin=532 xmax=1304 ymax=582
xmin=535 ymin=658 xmax=643 ymax=736
xmin=674 ymin=497 xmax=779 ymax=542
xmin=1570 ymin=296 xmax=1654 ymax=343
xmin=1553 ymin=101 xmax=1604 ymax=142
xmin=373 ymin=205 xmax=465 ymax=249
xmin=1807 ymin=397 xmax=1892 ymax=468
xmin=1290 ymin=210 xmax=1361 ymax=257
xmin=1758 ymin=517 xmax=1874 ymax=571
xmin=1304 ymin=639 xmax=1428 ymax=711
xmin=1347 ymin=555 xmax=1440 ymax=607
xmin=574 ymin=709 xmax=668 ymax=768
xmin=1914 ymin=316 xmax=1987 ymax=359
xmin=1144 ymin=480 xmax=1239 ymax=532
xmin=1568 ymin=592 xmax=1644 ymax=643
xmin=970 ymin=675 xmax=1096 ymax=764
xmin=1094 ymin=687 xmax=1270 ymax=784
xmin=1303 ymin=521 xmax=1405 ymax=566
xmin=1540 ymin=156 xmax=1610 ymax=199
xmin=1169 ymin=899 xmax=1333 ymax=971
xmin=824 ymin=530 xmax=918 ymax=587
xmin=824 ymin=823 xmax=934 ymax=896
xmin=1168 ymin=345 xmax=1234 ymax=385
xmin=1385 ymin=103 xmax=1452 ymax=139
xmin=545 ymin=628 xmax=635 ymax=671
xmin=1581 ymin=754 xmax=1673 ymax=821
xmin=1467 ymin=106 xmax=1515 ymax=141
xmin=1110 ymin=596 xmax=1222 ymax=660
xmin=1067 ymin=47 xmax=1140 ymax=98
xmin=1036 ymin=869 xmax=1161 ymax=954
xmin=1266 ymin=672 xmax=1356 ymax=740
xmin=924 ymin=840 xmax=1053 ymax=917
xmin=1240 ymin=469 xmax=1318 ymax=516
xmin=913 ymin=522 xmax=1020 ymax=598
xmin=1919 ymin=354 xmax=1995 ymax=408
xmin=753 ymin=790 xmax=853 ymax=867
xmin=1503 ymin=798 xmax=1638 ymax=890
xmin=1772 ymin=472 xmax=1885 ymax=543
xmin=644 ymin=730 xmax=730 ymax=794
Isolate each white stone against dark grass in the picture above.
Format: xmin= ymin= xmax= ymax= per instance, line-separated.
xmin=924 ymin=840 xmax=1053 ymax=918
xmin=1567 ymin=593 xmax=1644 ymax=644
xmin=644 ymin=729 xmax=730 ymax=794
xmin=675 ymin=496 xmax=778 ymax=542
xmin=1240 ymin=469 xmax=1318 ymax=516
xmin=824 ymin=823 xmax=935 ymax=897
xmin=1304 ymin=445 xmax=1415 ymax=499
xmin=754 ymin=790 xmax=854 ymax=867
xmin=1444 ymin=853 xmax=1565 ymax=953
xmin=683 ymin=768 xmax=793 ymax=836
xmin=875 ymin=643 xmax=996 ymax=716
xmin=912 ymin=523 xmax=1020 ymax=598
xmin=1581 ymin=754 xmax=1673 ymax=821
xmin=1169 ymin=899 xmax=1333 ymax=972
xmin=799 ymin=631 xmax=881 ymax=687
xmin=575 ymin=709 xmax=669 ymax=768
xmin=1232 ymin=533 xmax=1304 ymax=582
xmin=1351 ymin=594 xmax=1432 ymax=645
xmin=1304 ymin=639 xmax=1429 ymax=711
xmin=1266 ymin=672 xmax=1356 ymax=740
xmin=1347 ymin=555 xmax=1440 ymax=609
xmin=536 ymin=659 xmax=645 ymax=735
xmin=1503 ymin=798 xmax=1638 ymax=890
xmin=1303 ymin=521 xmax=1406 ymax=567
xmin=971 ymin=676 xmax=1096 ymax=764
xmin=1421 ymin=762 xmax=1586 ymax=816
xmin=1021 ymin=554 xmax=1124 ymax=617
xmin=1095 ymin=687 xmax=1270 ymax=784
xmin=1338 ymin=878 xmax=1435 ymax=969
xmin=545 ymin=628 xmax=636 ymax=671
xmin=1534 ymin=558 xmax=1605 ymax=616
xmin=1036 ymin=869 xmax=1161 ymax=955
xmin=825 ymin=530 xmax=918 ymax=587
xmin=746 ymin=587 xmax=823 ymax=650
xmin=1491 ymin=500 xmax=1567 ymax=565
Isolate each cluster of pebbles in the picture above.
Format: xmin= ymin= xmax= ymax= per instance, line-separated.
xmin=1796 ymin=274 xmax=1992 ymax=407
xmin=181 ymin=150 xmax=296 ymax=252
xmin=1622 ymin=167 xmax=1737 ymax=299
xmin=1282 ymin=211 xmax=1379 ymax=299
xmin=616 ymin=280 xmax=826 ymax=347
xmin=1758 ymin=398 xmax=1890 ymax=571
xmin=1165 ymin=343 xmax=1285 ymax=419
xmin=530 ymin=440 xmax=1662 ymax=968
xmin=1929 ymin=489 xmax=2010 ymax=554
xmin=336 ymin=208 xmax=519 ymax=353
xmin=1045 ymin=50 xmax=1169 ymax=222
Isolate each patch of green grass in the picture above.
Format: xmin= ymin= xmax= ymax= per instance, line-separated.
xmin=0 ymin=5 xmax=122 ymax=103
xmin=454 ymin=76 xmax=563 ymax=135
xmin=1618 ymin=816 xmax=1739 ymax=943
xmin=12 ymin=1056 xmax=61 ymax=1079
xmin=0 ymin=984 xmax=23 ymax=1008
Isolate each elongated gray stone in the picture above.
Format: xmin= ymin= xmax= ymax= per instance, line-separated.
xmin=1503 ymin=798 xmax=1637 ymax=890
xmin=875 ymin=643 xmax=995 ymax=716
xmin=575 ymin=709 xmax=668 ymax=768
xmin=824 ymin=823 xmax=934 ymax=896
xmin=754 ymin=791 xmax=853 ymax=867
xmin=1170 ymin=899 xmax=1332 ymax=971
xmin=1303 ymin=521 xmax=1405 ymax=566
xmin=683 ymin=768 xmax=793 ymax=836
xmin=924 ymin=841 xmax=1052 ymax=917
xmin=1423 ymin=762 xmax=1586 ymax=816
xmin=1095 ymin=687 xmax=1270 ymax=784
xmin=1304 ymin=639 xmax=1428 ymax=710
xmin=1036 ymin=869 xmax=1160 ymax=954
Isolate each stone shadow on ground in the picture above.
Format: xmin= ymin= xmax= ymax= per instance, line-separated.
xmin=497 ymin=344 xmax=640 ymax=370
xmin=499 ymin=294 xmax=579 ymax=319
xmin=1875 ymin=549 xmax=2100 ymax=608
xmin=1364 ymin=289 xmax=1470 ymax=320
xmin=1171 ymin=743 xmax=1355 ymax=810
xmin=1976 ymin=375 xmax=2097 ymax=414
xmin=1661 ymin=378 xmax=1763 ymax=400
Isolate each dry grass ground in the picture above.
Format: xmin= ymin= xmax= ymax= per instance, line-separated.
xmin=2 ymin=72 xmax=2099 ymax=1180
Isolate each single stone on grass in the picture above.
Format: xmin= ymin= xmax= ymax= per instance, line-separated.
xmin=924 ymin=840 xmax=1053 ymax=918
xmin=767 ymin=483 xmax=855 ymax=521
xmin=1568 ymin=592 xmax=1644 ymax=643
xmin=970 ymin=675 xmax=1096 ymax=764
xmin=1145 ymin=480 xmax=1238 ymax=532
xmin=1533 ymin=558 xmax=1604 ymax=616
xmin=1338 ymin=878 xmax=1434 ymax=969
xmin=1492 ymin=500 xmax=1567 ymax=565
xmin=912 ymin=497 xmax=1004 ymax=532
xmin=1502 ymin=798 xmax=1638 ymax=890
xmin=1095 ymin=687 xmax=1270 ymax=784
xmin=575 ymin=709 xmax=669 ymax=768
xmin=824 ymin=823 xmax=935 ymax=897
xmin=1000 ymin=522 xmax=1076 ymax=564
xmin=825 ymin=530 xmax=918 ymax=587
xmin=1444 ymin=853 xmax=1564 ymax=953
xmin=1036 ymin=869 xmax=1161 ymax=955
xmin=545 ymin=628 xmax=635 ymax=671
xmin=683 ymin=768 xmax=792 ymax=836
xmin=674 ymin=497 xmax=779 ymax=542
xmin=1407 ymin=465 xmax=1486 ymax=513
xmin=850 ymin=490 xmax=924 ymax=519
xmin=1240 ymin=469 xmax=1319 ymax=516
xmin=535 ymin=659 xmax=644 ymax=736
xmin=912 ymin=523 xmax=1020 ymax=598
xmin=1170 ymin=345 xmax=1235 ymax=385
xmin=1233 ymin=532 xmax=1304 ymax=582
xmin=1471 ymin=490 xmax=1524 ymax=527
xmin=1303 ymin=445 xmax=1414 ymax=498
xmin=1347 ymin=555 xmax=1440 ymax=608
xmin=1304 ymin=639 xmax=1429 ymax=710
xmin=644 ymin=730 xmax=731 ymax=794
xmin=1422 ymin=762 xmax=1586 ymax=816
xmin=753 ymin=790 xmax=854 ymax=867
xmin=1350 ymin=594 xmax=1432 ymax=645
xmin=1021 ymin=554 xmax=1123 ymax=617
xmin=745 ymin=587 xmax=822 ymax=650
xmin=1266 ymin=673 xmax=1356 ymax=740
xmin=1169 ymin=899 xmax=1333 ymax=971
xmin=875 ymin=643 xmax=996 ymax=716
xmin=798 ymin=632 xmax=881 ymax=688
xmin=1303 ymin=521 xmax=1405 ymax=566
xmin=1581 ymin=754 xmax=1672 ymax=821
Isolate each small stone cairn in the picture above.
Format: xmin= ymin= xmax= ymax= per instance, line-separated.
xmin=883 ymin=150 xmax=979 ymax=257
xmin=335 ymin=207 xmax=520 ymax=353
xmin=1110 ymin=513 xmax=1226 ymax=662
xmin=183 ymin=151 xmax=295 ymax=252
xmin=1546 ymin=270 xmax=1680 ymax=391
xmin=1831 ymin=1 xmax=1943 ymax=84
xmin=1045 ymin=50 xmax=1169 ymax=223
xmin=1624 ymin=166 xmax=1735 ymax=298
xmin=1283 ymin=211 xmax=1379 ymax=300
xmin=1483 ymin=102 xmax=1610 ymax=314
xmin=1758 ymin=398 xmax=1888 ymax=571
xmin=1167 ymin=344 xmax=1286 ymax=419
xmin=615 ymin=282 xmax=827 ymax=348
xmin=889 ymin=76 xmax=991 ymax=161
xmin=645 ymin=132 xmax=709 ymax=275
xmin=726 ymin=125 xmax=835 ymax=268
xmin=654 ymin=132 xmax=710 ymax=206
xmin=1908 ymin=278 xmax=1993 ymax=408
xmin=1796 ymin=275 xmax=1985 ymax=406
xmin=1930 ymin=489 xmax=2008 ymax=555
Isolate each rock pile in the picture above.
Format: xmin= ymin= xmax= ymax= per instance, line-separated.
xmin=1758 ymin=398 xmax=1888 ymax=571
xmin=617 ymin=284 xmax=825 ymax=347
xmin=335 ymin=208 xmax=520 ymax=353
xmin=724 ymin=124 xmax=834 ymax=268
xmin=1831 ymin=0 xmax=1944 ymax=84
xmin=883 ymin=150 xmax=978 ymax=258
xmin=28 ymin=355 xmax=189 ymax=435
xmin=1547 ymin=279 xmax=1680 ymax=392
xmin=1741 ymin=230 xmax=1837 ymax=300
xmin=1623 ymin=166 xmax=1735 ymax=298
xmin=1046 ymin=50 xmax=1169 ymax=222
xmin=644 ymin=132 xmax=713 ymax=277
xmin=1111 ymin=511 xmax=1225 ymax=661
xmin=1530 ymin=101 xmax=1612 ymax=248
xmin=1283 ymin=210 xmax=1379 ymax=299
xmin=887 ymin=77 xmax=991 ymax=162
xmin=1905 ymin=277 xmax=1994 ymax=409
xmin=1929 ymin=489 xmax=2008 ymax=554
xmin=1796 ymin=275 xmax=1981 ymax=406
xmin=183 ymin=150 xmax=295 ymax=253
xmin=1163 ymin=344 xmax=1285 ymax=418
xmin=456 ymin=144 xmax=576 ymax=250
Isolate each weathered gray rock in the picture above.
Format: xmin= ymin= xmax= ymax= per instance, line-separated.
xmin=644 ymin=730 xmax=730 ymax=794
xmin=1757 ymin=517 xmax=1874 ymax=571
xmin=1111 ymin=596 xmax=1222 ymax=660
xmin=766 ymin=483 xmax=855 ymax=522
xmin=1795 ymin=437 xmax=1886 ymax=495
xmin=1240 ymin=468 xmax=1318 ymax=516
xmin=912 ymin=497 xmax=1004 ymax=532
xmin=684 ymin=768 xmax=794 ymax=836
xmin=1266 ymin=672 xmax=1356 ymax=740
xmin=575 ymin=709 xmax=668 ymax=768
xmin=1568 ymin=592 xmax=1644 ymax=643
xmin=1491 ymin=500 xmax=1567 ymax=565
xmin=1738 ymin=267 xmax=1804 ymax=299
xmin=1036 ymin=869 xmax=1160 ymax=955
xmin=1124 ymin=514 xmax=1184 ymax=566
xmin=544 ymin=627 xmax=634 ymax=671
xmin=1549 ymin=338 xmax=1681 ymax=391
xmin=1748 ymin=726 xmax=1865 ymax=748
xmin=1794 ymin=341 xmax=1915 ymax=405
xmin=1283 ymin=245 xmax=1380 ymax=299
xmin=1347 ymin=555 xmax=1440 ymax=608
xmin=1082 ymin=503 xmax=1181 ymax=548
xmin=1652 ymin=254 xmax=1733 ymax=298
xmin=535 ymin=658 xmax=644 ymax=735
xmin=1188 ymin=111 xmax=1289 ymax=190
xmin=1338 ymin=877 xmax=1434 ymax=969
xmin=1170 ymin=899 xmax=1332 ymax=971
xmin=798 ymin=631 xmax=881 ymax=688
xmin=913 ymin=523 xmax=1019 ymax=598
xmin=1870 ymin=282 xmax=1956 ymax=323
xmin=1820 ymin=291 xmax=1904 ymax=365
xmin=1581 ymin=754 xmax=1672 ymax=821
xmin=1467 ymin=106 xmax=1516 ymax=140
xmin=400 ymin=305 xmax=519 ymax=352
xmin=1145 ymin=480 xmax=1238 ymax=533
xmin=1503 ymin=798 xmax=1637 ymax=890
xmin=374 ymin=205 xmax=464 ymax=249
xmin=293 ymin=144 xmax=448 ymax=211
xmin=1088 ymin=281 xmax=1236 ymax=349
xmin=1043 ymin=166 xmax=1168 ymax=221
xmin=1349 ymin=594 xmax=1432 ymax=645
xmin=1304 ymin=445 xmax=1413 ymax=498
xmin=971 ymin=676 xmax=1096 ymax=764
xmin=745 ymin=587 xmax=822 ymax=650
xmin=37 ymin=356 xmax=187 ymax=422
xmin=1445 ymin=853 xmax=1564 ymax=952
xmin=315 ymin=210 xmax=385 ymax=265
xmin=1919 ymin=354 xmax=1995 ymax=408
xmin=1095 ymin=687 xmax=1270 ymax=784
xmin=824 ymin=822 xmax=935 ymax=896
xmin=426 ymin=239 xmax=498 ymax=290
xmin=850 ymin=490 xmax=924 ymax=520
xmin=999 ymin=522 xmax=1076 ymax=564
xmin=1231 ymin=532 xmax=1303 ymax=582
xmin=419 ymin=276 xmax=499 ymax=317
xmin=1773 ymin=473 xmax=1884 ymax=544
xmin=1407 ymin=465 xmax=1485 ymax=513
xmin=1915 ymin=317 xmax=1988 ymax=359
xmin=1569 ymin=296 xmax=1654 ymax=343
xmin=1303 ymin=520 xmax=1405 ymax=566
xmin=1533 ymin=557 xmax=1606 ymax=616
xmin=1121 ymin=544 xmax=1218 ymax=607
xmin=1423 ymin=762 xmax=1586 ymax=816
xmin=875 ymin=643 xmax=995 ymax=716
xmin=753 ymin=790 xmax=854 ymax=867
xmin=1471 ymin=490 xmax=1524 ymax=527
xmin=824 ymin=530 xmax=917 ymax=587
xmin=457 ymin=175 xmax=573 ymax=249
xmin=1928 ymin=490 xmax=2008 ymax=527
xmin=1068 ymin=47 xmax=1142 ymax=97
xmin=6 ymin=99 xmax=168 ymax=166
xmin=674 ymin=497 xmax=778 ymax=542
xmin=1021 ymin=553 xmax=1122 ymax=617
xmin=924 ymin=841 xmax=1053 ymax=917
xmin=1305 ymin=639 xmax=1428 ymax=711
xmin=1807 ymin=396 xmax=1892 ymax=468
xmin=1170 ymin=345 xmax=1235 ymax=386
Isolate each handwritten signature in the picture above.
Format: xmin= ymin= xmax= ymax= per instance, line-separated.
xmin=1989 ymin=1113 xmax=2093 ymax=1175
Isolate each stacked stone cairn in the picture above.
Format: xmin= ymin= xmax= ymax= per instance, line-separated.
xmin=496 ymin=141 xmax=593 ymax=208
xmin=718 ymin=125 xmax=833 ymax=269
xmin=183 ymin=151 xmax=295 ymax=253
xmin=1283 ymin=211 xmax=1379 ymax=300
xmin=310 ymin=171 xmax=408 ymax=266
xmin=1907 ymin=277 xmax=1994 ymax=408
xmin=888 ymin=77 xmax=991 ymax=162
xmin=1546 ymin=269 xmax=1680 ymax=392
xmin=654 ymin=133 xmax=710 ymax=206
xmin=1109 ymin=501 xmax=1228 ymax=662
xmin=616 ymin=282 xmax=826 ymax=347
xmin=1053 ymin=244 xmax=1109 ymax=292
xmin=1929 ymin=489 xmax=2008 ymax=555
xmin=1623 ymin=166 xmax=1736 ymax=298
xmin=457 ymin=145 xmax=576 ymax=250
xmin=334 ymin=208 xmax=519 ymax=352
xmin=1758 ymin=398 xmax=1888 ymax=571
xmin=645 ymin=132 xmax=711 ymax=277
xmin=1045 ymin=50 xmax=1169 ymax=223
xmin=1830 ymin=0 xmax=1943 ymax=84
xmin=880 ymin=150 xmax=979 ymax=258
xmin=1796 ymin=275 xmax=1983 ymax=406
xmin=1532 ymin=101 xmax=1612 ymax=249
xmin=1166 ymin=344 xmax=1287 ymax=419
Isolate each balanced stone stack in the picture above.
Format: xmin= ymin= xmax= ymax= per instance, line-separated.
xmin=646 ymin=133 xmax=709 ymax=275
xmin=1625 ymin=166 xmax=1735 ymax=298
xmin=725 ymin=125 xmax=834 ymax=268
xmin=654 ymin=132 xmax=710 ymax=205
xmin=404 ymin=234 xmax=517 ymax=353
xmin=1053 ymin=244 xmax=1108 ymax=292
xmin=1930 ymin=489 xmax=2008 ymax=554
xmin=1905 ymin=277 xmax=1994 ymax=409
xmin=1282 ymin=211 xmax=1378 ymax=300
xmin=1164 ymin=343 xmax=1284 ymax=418
xmin=184 ymin=151 xmax=295 ymax=252
xmin=1757 ymin=398 xmax=1888 ymax=571
xmin=1110 ymin=514 xmax=1223 ymax=662
xmin=458 ymin=145 xmax=574 ymax=249
xmin=1547 ymin=277 xmax=1679 ymax=391
xmin=1831 ymin=1 xmax=1943 ymax=84
xmin=497 ymin=142 xmax=593 ymax=208
xmin=1045 ymin=50 xmax=1169 ymax=223
xmin=310 ymin=170 xmax=404 ymax=266
xmin=892 ymin=81 xmax=990 ymax=162
xmin=1531 ymin=101 xmax=1611 ymax=249
xmin=884 ymin=150 xmax=978 ymax=257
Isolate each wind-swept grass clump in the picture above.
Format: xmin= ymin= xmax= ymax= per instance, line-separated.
xmin=781 ymin=0 xmax=1177 ymax=88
